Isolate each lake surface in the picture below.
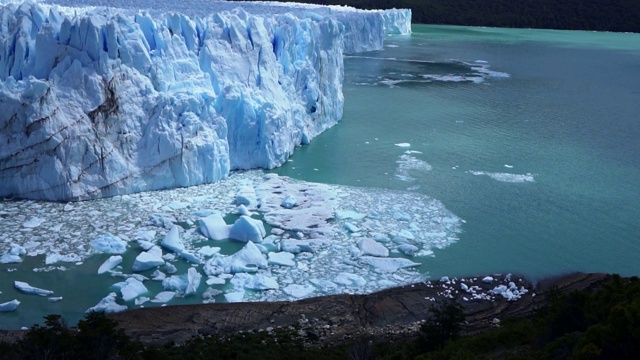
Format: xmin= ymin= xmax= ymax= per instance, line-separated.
xmin=1 ymin=24 xmax=639 ymax=329
xmin=273 ymin=24 xmax=640 ymax=280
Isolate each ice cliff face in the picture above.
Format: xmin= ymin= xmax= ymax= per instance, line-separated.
xmin=0 ymin=1 xmax=411 ymax=201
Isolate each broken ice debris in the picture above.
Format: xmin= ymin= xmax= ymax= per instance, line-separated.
xmin=0 ymin=299 xmax=20 ymax=312
xmin=91 ymin=233 xmax=128 ymax=254
xmin=132 ymin=246 xmax=164 ymax=272
xmin=14 ymin=281 xmax=54 ymax=296
xmin=113 ymin=277 xmax=148 ymax=302
xmin=86 ymin=293 xmax=127 ymax=314
xmin=229 ymin=216 xmax=266 ymax=243
xmin=98 ymin=255 xmax=123 ymax=274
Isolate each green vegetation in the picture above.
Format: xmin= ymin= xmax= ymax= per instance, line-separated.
xmin=235 ymin=0 xmax=640 ymax=33
xmin=1 ymin=275 xmax=639 ymax=359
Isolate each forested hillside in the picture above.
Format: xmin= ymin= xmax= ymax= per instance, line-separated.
xmin=241 ymin=0 xmax=640 ymax=33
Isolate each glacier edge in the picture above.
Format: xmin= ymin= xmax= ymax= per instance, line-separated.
xmin=0 ymin=1 xmax=411 ymax=200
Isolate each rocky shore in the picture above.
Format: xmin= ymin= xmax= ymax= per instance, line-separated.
xmin=0 ymin=272 xmax=609 ymax=347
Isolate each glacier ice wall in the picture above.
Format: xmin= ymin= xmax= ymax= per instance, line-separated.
xmin=0 ymin=1 xmax=410 ymax=201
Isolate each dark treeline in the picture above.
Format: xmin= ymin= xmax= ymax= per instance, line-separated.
xmin=235 ymin=0 xmax=640 ymax=33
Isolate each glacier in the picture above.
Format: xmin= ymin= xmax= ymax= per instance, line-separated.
xmin=0 ymin=0 xmax=411 ymax=201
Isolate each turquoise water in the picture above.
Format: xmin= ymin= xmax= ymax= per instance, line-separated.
xmin=2 ymin=25 xmax=639 ymax=329
xmin=273 ymin=24 xmax=640 ymax=281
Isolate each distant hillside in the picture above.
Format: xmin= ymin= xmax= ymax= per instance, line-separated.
xmin=237 ymin=0 xmax=640 ymax=33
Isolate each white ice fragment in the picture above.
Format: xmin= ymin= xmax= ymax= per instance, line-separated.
xmin=165 ymin=263 xmax=177 ymax=274
xmin=197 ymin=246 xmax=221 ymax=257
xmin=132 ymin=246 xmax=164 ymax=272
xmin=335 ymin=210 xmax=366 ymax=220
xmin=398 ymin=244 xmax=419 ymax=256
xmin=206 ymin=277 xmax=226 ymax=285
xmin=283 ymin=284 xmax=315 ymax=298
xmin=230 ymin=273 xmax=279 ymax=291
xmin=14 ymin=281 xmax=54 ymax=296
xmin=23 ymin=217 xmax=44 ymax=228
xmin=135 ymin=297 xmax=150 ymax=305
xmin=116 ymin=277 xmax=148 ymax=302
xmin=204 ymin=242 xmax=268 ymax=275
xmin=482 ymin=276 xmax=494 ymax=283
xmin=45 ymin=252 xmax=82 ymax=265
xmin=151 ymin=270 xmax=166 ymax=281
xmin=161 ymin=226 xmax=185 ymax=253
xmin=358 ymin=238 xmax=389 ymax=257
xmin=440 ymin=276 xmax=450 ymax=283
xmin=268 ymin=252 xmax=296 ymax=267
xmin=394 ymin=143 xmax=411 ymax=148
xmin=9 ymin=244 xmax=26 ymax=256
xmin=98 ymin=255 xmax=123 ymax=274
xmin=229 ymin=216 xmax=266 ymax=243
xmin=91 ymin=234 xmax=128 ymax=254
xmin=86 ymin=293 xmax=127 ymax=314
xmin=334 ymin=273 xmax=367 ymax=287
xmin=236 ymin=204 xmax=253 ymax=216
xmin=0 ymin=254 xmax=22 ymax=264
xmin=281 ymin=195 xmax=297 ymax=209
xmin=280 ymin=239 xmax=328 ymax=254
xmin=47 ymin=297 xmax=63 ymax=302
xmin=199 ymin=213 xmax=231 ymax=240
xmin=185 ymin=267 xmax=202 ymax=296
xmin=0 ymin=299 xmax=20 ymax=312
xmin=344 ymin=222 xmax=360 ymax=233
xmin=359 ymin=257 xmax=420 ymax=274
xmin=150 ymin=291 xmax=175 ymax=303
xmin=224 ymin=291 xmax=245 ymax=303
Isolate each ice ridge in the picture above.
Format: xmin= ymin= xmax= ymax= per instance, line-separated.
xmin=0 ymin=1 xmax=410 ymax=201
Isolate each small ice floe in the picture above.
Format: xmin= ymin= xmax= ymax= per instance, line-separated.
xmin=47 ymin=297 xmax=63 ymax=303
xmin=199 ymin=212 xmax=231 ymax=240
xmin=283 ymin=284 xmax=315 ymax=298
xmin=268 ymin=251 xmax=296 ymax=267
xmin=161 ymin=226 xmax=201 ymax=264
xmin=482 ymin=276 xmax=494 ymax=283
xmin=14 ymin=281 xmax=54 ymax=296
xmin=358 ymin=238 xmax=389 ymax=257
xmin=150 ymin=291 xmax=175 ymax=303
xmin=151 ymin=270 xmax=166 ymax=281
xmin=204 ymin=242 xmax=268 ymax=275
xmin=229 ymin=216 xmax=266 ymax=243
xmin=335 ymin=210 xmax=366 ymax=220
xmin=469 ymin=171 xmax=534 ymax=183
xmin=98 ymin=255 xmax=123 ymax=274
xmin=86 ymin=293 xmax=127 ymax=314
xmin=91 ymin=233 xmax=128 ymax=254
xmin=0 ymin=299 xmax=20 ymax=312
xmin=0 ymin=244 xmax=26 ymax=264
xmin=132 ymin=246 xmax=164 ymax=272
xmin=334 ymin=272 xmax=367 ymax=287
xmin=359 ymin=257 xmax=420 ymax=274
xmin=394 ymin=143 xmax=411 ymax=148
xmin=280 ymin=195 xmax=297 ymax=209
xmin=344 ymin=222 xmax=360 ymax=233
xmin=230 ymin=273 xmax=279 ymax=291
xmin=23 ymin=217 xmax=44 ymax=228
xmin=113 ymin=277 xmax=148 ymax=302
xmin=224 ymin=291 xmax=245 ymax=302
xmin=162 ymin=268 xmax=201 ymax=296
xmin=45 ymin=252 xmax=82 ymax=265
xmin=504 ymin=164 xmax=514 ymax=168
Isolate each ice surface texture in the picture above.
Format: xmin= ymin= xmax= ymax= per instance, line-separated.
xmin=0 ymin=1 xmax=410 ymax=201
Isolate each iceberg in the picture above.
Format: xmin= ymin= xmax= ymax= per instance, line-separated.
xmin=131 ymin=246 xmax=164 ymax=272
xmin=0 ymin=299 xmax=20 ymax=312
xmin=97 ymin=255 xmax=123 ymax=274
xmin=14 ymin=281 xmax=54 ymax=296
xmin=0 ymin=0 xmax=410 ymax=201
xmin=86 ymin=292 xmax=128 ymax=314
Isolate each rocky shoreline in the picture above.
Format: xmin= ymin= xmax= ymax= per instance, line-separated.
xmin=0 ymin=272 xmax=609 ymax=347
